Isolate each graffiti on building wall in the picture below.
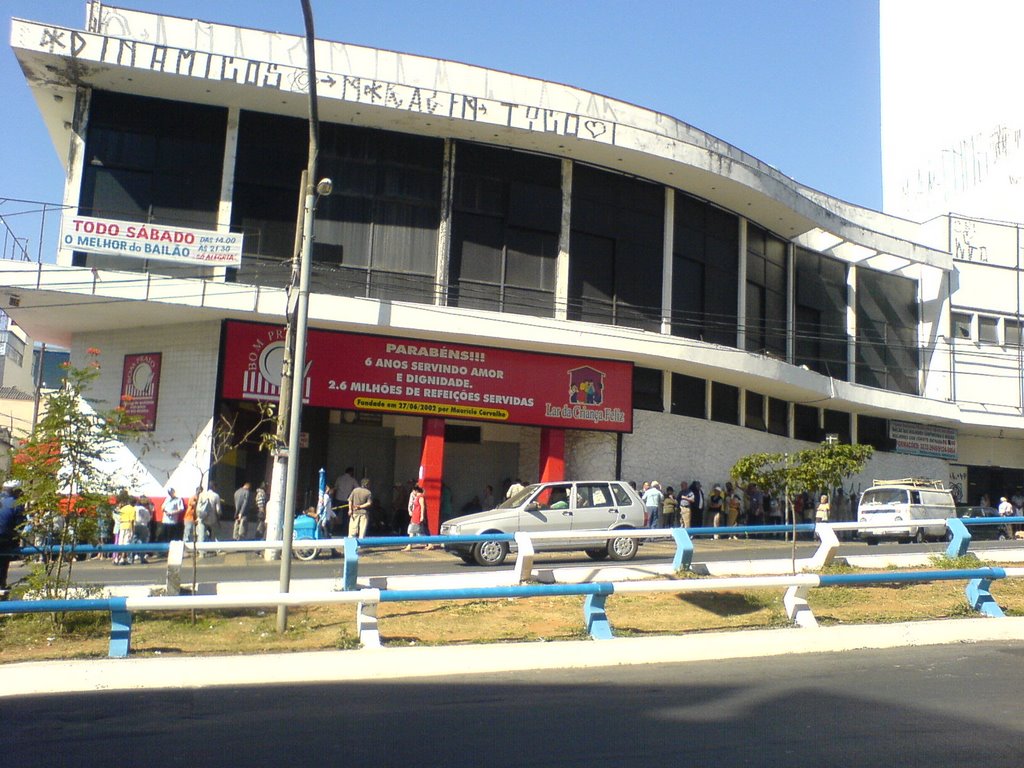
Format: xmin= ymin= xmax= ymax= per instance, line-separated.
xmin=900 ymin=124 xmax=1024 ymax=203
xmin=951 ymin=216 xmax=1022 ymax=268
xmin=29 ymin=22 xmax=617 ymax=146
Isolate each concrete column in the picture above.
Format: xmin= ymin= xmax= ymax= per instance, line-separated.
xmin=213 ymin=105 xmax=241 ymax=282
xmin=420 ymin=417 xmax=446 ymax=535
xmin=434 ymin=139 xmax=455 ymax=306
xmin=786 ymin=241 xmax=795 ymax=363
xmin=847 ymin=264 xmax=857 ymax=382
xmin=737 ymin=217 xmax=748 ymax=350
xmin=57 ymin=87 xmax=91 ymax=267
xmin=554 ymin=159 xmax=572 ymax=321
xmin=661 ymin=188 xmax=675 ymax=335
xmin=539 ymin=428 xmax=566 ymax=483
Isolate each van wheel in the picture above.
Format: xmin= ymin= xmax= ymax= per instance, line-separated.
xmin=864 ymin=537 xmax=879 ymax=546
xmin=585 ymin=548 xmax=609 ymax=561
xmin=914 ymin=528 xmax=926 ymax=544
xmin=472 ymin=540 xmax=509 ymax=566
xmin=607 ymin=534 xmax=639 ymax=561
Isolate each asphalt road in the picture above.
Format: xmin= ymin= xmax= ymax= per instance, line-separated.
xmin=6 ymin=642 xmax=1023 ymax=767
xmin=10 ymin=536 xmax=1022 ymax=588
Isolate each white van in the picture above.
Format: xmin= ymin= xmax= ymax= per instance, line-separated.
xmin=857 ymin=478 xmax=956 ymax=544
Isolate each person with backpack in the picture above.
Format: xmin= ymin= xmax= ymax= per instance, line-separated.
xmin=197 ymin=484 xmax=222 ymax=552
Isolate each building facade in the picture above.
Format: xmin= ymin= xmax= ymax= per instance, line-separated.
xmin=6 ymin=2 xmax=1024 ymax=529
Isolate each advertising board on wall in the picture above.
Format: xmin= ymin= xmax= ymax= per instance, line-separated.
xmin=60 ymin=214 xmax=244 ymax=267
xmin=120 ymin=352 xmax=162 ymax=431
xmin=220 ymin=321 xmax=633 ymax=432
xmin=889 ymin=419 xmax=957 ymax=461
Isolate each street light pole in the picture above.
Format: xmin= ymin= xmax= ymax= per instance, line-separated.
xmin=277 ymin=0 xmax=323 ymax=633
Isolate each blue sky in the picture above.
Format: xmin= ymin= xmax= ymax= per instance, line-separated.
xmin=3 ymin=0 xmax=881 ymax=211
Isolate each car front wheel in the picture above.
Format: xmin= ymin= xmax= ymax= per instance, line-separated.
xmin=473 ymin=539 xmax=509 ymax=566
xmin=607 ymin=533 xmax=639 ymax=561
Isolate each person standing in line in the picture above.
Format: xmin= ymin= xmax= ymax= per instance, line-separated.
xmin=708 ymin=485 xmax=725 ymax=538
xmin=643 ymin=481 xmax=664 ymax=528
xmin=334 ymin=467 xmax=358 ymax=534
xmin=114 ymin=497 xmax=136 ymax=565
xmin=316 ymin=483 xmax=336 ymax=534
xmin=725 ymin=482 xmax=742 ymax=538
xmin=998 ymin=495 xmax=1015 ymax=539
xmin=402 ymin=485 xmax=427 ymax=551
xmin=133 ymin=498 xmax=151 ymax=564
xmin=347 ymin=478 xmax=373 ymax=539
xmin=0 ymin=481 xmax=24 ymax=594
xmin=678 ymin=482 xmax=695 ymax=528
xmin=689 ymin=481 xmax=705 ymax=527
xmin=197 ymin=484 xmax=222 ymax=552
xmin=815 ymin=494 xmax=831 ymax=522
xmin=233 ymin=481 xmax=253 ymax=541
xmin=747 ymin=483 xmax=764 ymax=527
xmin=506 ymin=478 xmax=525 ymax=499
xmin=255 ymin=481 xmax=268 ymax=539
xmin=158 ymin=488 xmax=185 ymax=542
xmin=481 ymin=484 xmax=495 ymax=511
xmin=183 ymin=486 xmax=201 ymax=547
xmin=661 ymin=487 xmax=679 ymax=528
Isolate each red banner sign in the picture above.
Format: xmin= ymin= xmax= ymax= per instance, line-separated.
xmin=120 ymin=352 xmax=162 ymax=431
xmin=220 ymin=321 xmax=633 ymax=432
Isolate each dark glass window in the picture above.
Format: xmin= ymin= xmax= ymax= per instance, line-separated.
xmin=671 ymin=373 xmax=706 ymax=418
xmin=632 ymin=367 xmax=664 ymax=412
xmin=768 ymin=397 xmax=788 ymax=436
xmin=794 ymin=404 xmax=819 ymax=442
xmin=856 ymin=269 xmax=919 ymax=395
xmin=450 ymin=143 xmax=561 ymax=317
xmin=1006 ymin=319 xmax=1023 ymax=347
xmin=979 ymin=316 xmax=999 ymax=344
xmin=569 ymin=165 xmax=663 ymax=331
xmin=745 ymin=224 xmax=788 ymax=359
xmin=445 ymin=425 xmax=481 ymax=444
xmin=231 ymin=112 xmax=443 ymax=301
xmin=77 ymin=91 xmax=227 ymax=274
xmin=745 ymin=391 xmax=766 ymax=431
xmin=672 ymin=194 xmax=739 ymax=346
xmin=951 ymin=312 xmax=972 ymax=341
xmin=823 ymin=409 xmax=852 ymax=444
xmin=794 ymin=248 xmax=848 ymax=378
xmin=857 ymin=415 xmax=894 ymax=452
xmin=711 ymin=382 xmax=740 ymax=425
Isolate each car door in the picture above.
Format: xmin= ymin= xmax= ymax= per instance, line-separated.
xmin=570 ymin=482 xmax=619 ymax=530
xmin=521 ymin=483 xmax=574 ymax=533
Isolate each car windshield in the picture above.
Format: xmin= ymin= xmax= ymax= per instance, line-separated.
xmin=861 ymin=488 xmax=909 ymax=506
xmin=496 ymin=484 xmax=540 ymax=510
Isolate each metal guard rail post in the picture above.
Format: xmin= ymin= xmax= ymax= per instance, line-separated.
xmin=3 ymin=567 xmax=1021 ymax=657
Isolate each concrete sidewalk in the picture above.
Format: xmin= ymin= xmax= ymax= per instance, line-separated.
xmin=4 ymin=616 xmax=1024 ymax=697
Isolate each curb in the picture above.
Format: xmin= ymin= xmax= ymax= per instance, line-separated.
xmin=3 ymin=617 xmax=1024 ymax=697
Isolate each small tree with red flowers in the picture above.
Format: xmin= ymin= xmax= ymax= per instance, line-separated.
xmin=10 ymin=348 xmax=139 ymax=622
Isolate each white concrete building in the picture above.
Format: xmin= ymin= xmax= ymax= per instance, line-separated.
xmin=4 ymin=2 xmax=1021 ymax=526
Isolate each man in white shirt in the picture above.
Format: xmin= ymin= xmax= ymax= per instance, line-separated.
xmin=334 ymin=467 xmax=358 ymax=534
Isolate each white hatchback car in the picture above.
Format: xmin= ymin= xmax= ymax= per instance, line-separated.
xmin=439 ymin=480 xmax=648 ymax=566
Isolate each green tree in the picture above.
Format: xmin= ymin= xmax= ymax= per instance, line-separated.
xmin=10 ymin=349 xmax=139 ymax=625
xmin=731 ymin=441 xmax=874 ymax=570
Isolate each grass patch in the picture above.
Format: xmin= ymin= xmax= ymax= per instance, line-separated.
xmin=3 ymin=562 xmax=1024 ymax=663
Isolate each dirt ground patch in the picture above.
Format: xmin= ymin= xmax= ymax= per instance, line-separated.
xmin=3 ymin=563 xmax=1023 ymax=664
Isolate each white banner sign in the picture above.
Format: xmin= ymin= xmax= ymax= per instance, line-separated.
xmin=889 ymin=419 xmax=958 ymax=461
xmin=60 ymin=214 xmax=243 ymax=267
